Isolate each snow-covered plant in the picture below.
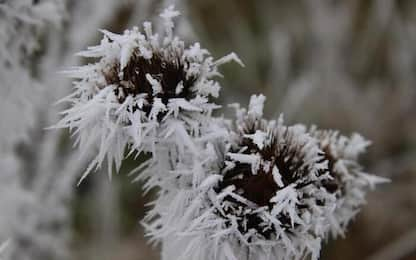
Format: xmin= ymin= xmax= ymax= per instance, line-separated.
xmin=0 ymin=1 xmax=141 ymax=260
xmin=212 ymin=95 xmax=337 ymax=259
xmin=0 ymin=1 xmax=76 ymax=260
xmin=309 ymin=128 xmax=389 ymax=237
xmin=0 ymin=0 xmax=64 ymax=149
xmin=55 ymin=6 xmax=243 ymax=182
xmin=143 ymin=95 xmax=338 ymax=260
xmin=52 ymin=5 xmax=388 ymax=260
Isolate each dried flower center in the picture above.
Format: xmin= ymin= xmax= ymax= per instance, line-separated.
xmin=215 ymin=128 xmax=315 ymax=238
xmin=103 ymin=51 xmax=197 ymax=116
xmin=217 ymin=130 xmax=310 ymax=208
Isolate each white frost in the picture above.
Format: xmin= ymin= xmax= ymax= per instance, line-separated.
xmin=248 ymin=94 xmax=266 ymax=118
xmin=244 ymin=130 xmax=267 ymax=149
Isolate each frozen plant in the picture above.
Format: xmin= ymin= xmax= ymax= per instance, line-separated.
xmin=141 ymin=94 xmax=388 ymax=260
xmin=145 ymin=95 xmax=338 ymax=260
xmin=309 ymin=128 xmax=390 ymax=237
xmin=0 ymin=1 xmax=148 ymax=260
xmin=55 ymin=6 xmax=243 ymax=182
xmin=0 ymin=0 xmax=64 ymax=149
xmin=212 ymin=95 xmax=337 ymax=259
xmin=0 ymin=1 xmax=76 ymax=260
xmin=55 ymin=5 xmax=388 ymax=260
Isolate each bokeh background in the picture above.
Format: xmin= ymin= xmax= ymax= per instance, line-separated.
xmin=1 ymin=0 xmax=415 ymax=260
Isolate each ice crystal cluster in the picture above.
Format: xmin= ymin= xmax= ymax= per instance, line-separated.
xmin=56 ymin=6 xmax=388 ymax=260
xmin=309 ymin=128 xmax=388 ymax=237
xmin=56 ymin=6 xmax=242 ymax=182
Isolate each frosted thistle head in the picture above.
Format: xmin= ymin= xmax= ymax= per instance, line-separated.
xmin=54 ymin=6 xmax=243 ymax=181
xmin=174 ymin=95 xmax=337 ymax=260
xmin=310 ymin=128 xmax=390 ymax=237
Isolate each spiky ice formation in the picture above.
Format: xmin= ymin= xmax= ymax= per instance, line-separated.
xmin=54 ymin=6 xmax=243 ymax=181
xmin=143 ymin=95 xmax=338 ymax=260
xmin=309 ymin=128 xmax=390 ymax=237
